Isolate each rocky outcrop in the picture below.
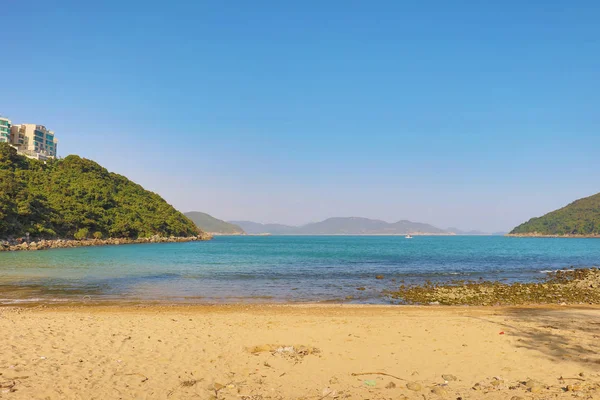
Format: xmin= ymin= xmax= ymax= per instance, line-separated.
xmin=0 ymin=234 xmax=212 ymax=252
xmin=388 ymin=268 xmax=600 ymax=305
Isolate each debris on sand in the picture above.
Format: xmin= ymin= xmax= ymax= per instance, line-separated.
xmin=247 ymin=344 xmax=321 ymax=363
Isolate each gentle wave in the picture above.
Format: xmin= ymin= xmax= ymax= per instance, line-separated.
xmin=539 ymin=269 xmax=575 ymax=273
xmin=0 ymin=298 xmax=70 ymax=304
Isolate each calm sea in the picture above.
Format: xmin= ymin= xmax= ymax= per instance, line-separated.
xmin=1 ymin=235 xmax=599 ymax=304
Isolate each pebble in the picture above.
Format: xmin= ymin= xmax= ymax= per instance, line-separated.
xmin=376 ymin=275 xmax=384 ymax=279
xmin=566 ymin=384 xmax=581 ymax=392
xmin=525 ymin=379 xmax=543 ymax=393
xmin=529 ymin=384 xmax=542 ymax=393
xmin=406 ymin=382 xmax=422 ymax=391
xmin=356 ymin=287 xmax=366 ymax=291
xmin=441 ymin=374 xmax=457 ymax=381
xmin=385 ymin=381 xmax=396 ymax=389
xmin=431 ymin=386 xmax=448 ymax=397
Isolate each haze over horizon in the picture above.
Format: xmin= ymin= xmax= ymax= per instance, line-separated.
xmin=2 ymin=1 xmax=599 ymax=233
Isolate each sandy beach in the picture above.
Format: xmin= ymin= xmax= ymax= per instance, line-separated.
xmin=1 ymin=304 xmax=599 ymax=399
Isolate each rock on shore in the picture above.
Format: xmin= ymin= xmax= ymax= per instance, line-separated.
xmin=388 ymin=268 xmax=600 ymax=305
xmin=0 ymin=233 xmax=212 ymax=252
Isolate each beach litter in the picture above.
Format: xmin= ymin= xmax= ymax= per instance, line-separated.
xmin=180 ymin=379 xmax=198 ymax=388
xmin=321 ymin=387 xmax=338 ymax=398
xmin=351 ymin=371 xmax=405 ymax=381
xmin=363 ymin=380 xmax=376 ymax=387
xmin=247 ymin=344 xmax=320 ymax=363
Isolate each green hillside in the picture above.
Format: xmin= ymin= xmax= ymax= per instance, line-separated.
xmin=510 ymin=192 xmax=600 ymax=236
xmin=185 ymin=212 xmax=245 ymax=234
xmin=0 ymin=143 xmax=201 ymax=239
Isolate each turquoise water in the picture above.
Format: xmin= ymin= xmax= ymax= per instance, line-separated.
xmin=1 ymin=235 xmax=599 ymax=304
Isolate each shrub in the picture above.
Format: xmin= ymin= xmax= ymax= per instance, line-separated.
xmin=74 ymin=227 xmax=89 ymax=240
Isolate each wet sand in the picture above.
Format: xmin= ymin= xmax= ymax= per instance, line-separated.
xmin=1 ymin=304 xmax=599 ymax=399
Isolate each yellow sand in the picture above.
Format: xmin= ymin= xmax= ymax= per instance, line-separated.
xmin=1 ymin=304 xmax=599 ymax=399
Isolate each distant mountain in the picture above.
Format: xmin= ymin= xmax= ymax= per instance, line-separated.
xmin=185 ymin=212 xmax=245 ymax=235
xmin=231 ymin=217 xmax=450 ymax=235
xmin=510 ymin=192 xmax=600 ymax=236
xmin=229 ymin=221 xmax=296 ymax=235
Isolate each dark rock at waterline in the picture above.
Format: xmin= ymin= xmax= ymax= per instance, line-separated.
xmin=388 ymin=268 xmax=600 ymax=305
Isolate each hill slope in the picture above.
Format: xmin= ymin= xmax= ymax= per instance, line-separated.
xmin=0 ymin=143 xmax=201 ymax=239
xmin=510 ymin=192 xmax=600 ymax=236
xmin=185 ymin=212 xmax=244 ymax=234
xmin=231 ymin=217 xmax=449 ymax=235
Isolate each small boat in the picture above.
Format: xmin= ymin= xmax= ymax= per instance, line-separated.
xmin=405 ymin=234 xmax=413 ymax=239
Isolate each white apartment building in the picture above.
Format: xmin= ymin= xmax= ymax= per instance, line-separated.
xmin=10 ymin=124 xmax=58 ymax=159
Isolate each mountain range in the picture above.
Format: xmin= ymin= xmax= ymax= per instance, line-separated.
xmin=184 ymin=212 xmax=245 ymax=235
xmin=230 ymin=217 xmax=451 ymax=235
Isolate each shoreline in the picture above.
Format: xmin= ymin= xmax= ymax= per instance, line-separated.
xmin=2 ymin=267 xmax=599 ymax=307
xmin=0 ymin=234 xmax=212 ymax=252
xmin=4 ymin=301 xmax=600 ymax=311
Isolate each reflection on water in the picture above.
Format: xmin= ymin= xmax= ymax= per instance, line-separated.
xmin=0 ymin=236 xmax=599 ymax=305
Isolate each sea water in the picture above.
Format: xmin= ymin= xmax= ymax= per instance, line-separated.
xmin=1 ymin=235 xmax=599 ymax=304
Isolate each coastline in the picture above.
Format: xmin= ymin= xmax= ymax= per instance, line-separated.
xmin=1 ymin=303 xmax=599 ymax=399
xmin=0 ymin=234 xmax=212 ymax=252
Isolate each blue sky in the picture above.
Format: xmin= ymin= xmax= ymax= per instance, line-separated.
xmin=2 ymin=1 xmax=599 ymax=232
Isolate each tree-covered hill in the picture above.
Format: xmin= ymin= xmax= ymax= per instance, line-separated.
xmin=184 ymin=211 xmax=245 ymax=234
xmin=0 ymin=143 xmax=201 ymax=239
xmin=510 ymin=192 xmax=600 ymax=236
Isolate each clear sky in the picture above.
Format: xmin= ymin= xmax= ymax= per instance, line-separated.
xmin=2 ymin=1 xmax=599 ymax=232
